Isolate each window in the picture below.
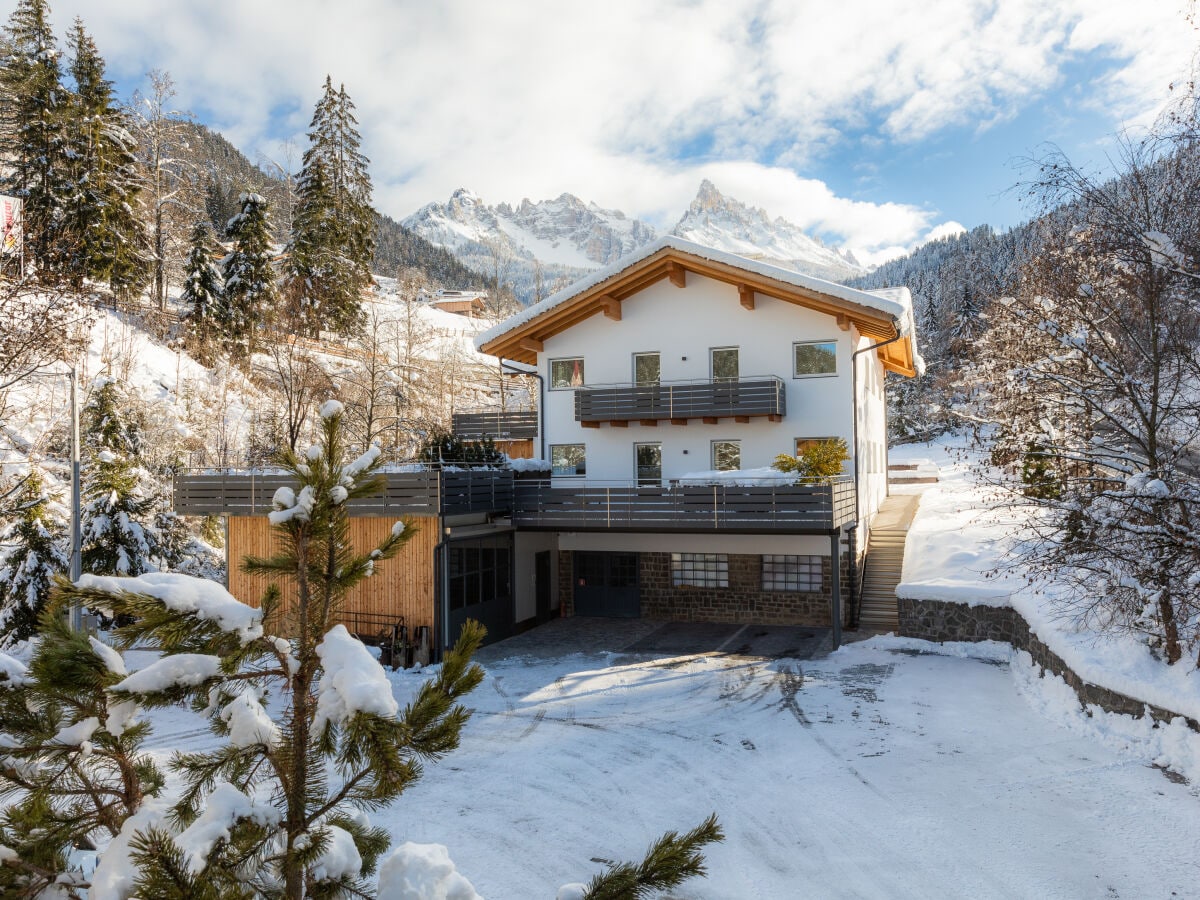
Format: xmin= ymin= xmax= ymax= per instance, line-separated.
xmin=672 ymin=553 xmax=728 ymax=588
xmin=794 ymin=340 xmax=837 ymax=377
xmin=762 ymin=555 xmax=822 ymax=592
xmin=711 ymin=440 xmax=740 ymax=471
xmin=633 ymin=352 xmax=661 ymax=386
xmin=635 ymin=442 xmax=662 ymax=486
xmin=447 ymin=539 xmax=512 ymax=610
xmin=550 ymin=357 xmax=585 ymax=389
xmin=550 ymin=443 xmax=586 ymax=476
xmin=711 ymin=346 xmax=739 ymax=382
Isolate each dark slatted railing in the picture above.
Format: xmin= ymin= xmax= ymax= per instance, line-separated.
xmin=574 ymin=377 xmax=785 ymax=423
xmin=173 ymin=470 xmax=514 ymax=518
xmin=512 ymin=476 xmax=855 ymax=532
xmin=452 ymin=410 xmax=539 ymax=439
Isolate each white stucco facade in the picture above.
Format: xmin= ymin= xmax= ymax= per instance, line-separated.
xmin=538 ymin=272 xmax=863 ymax=481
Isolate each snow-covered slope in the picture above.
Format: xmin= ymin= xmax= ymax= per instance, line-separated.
xmin=670 ymin=180 xmax=866 ymax=282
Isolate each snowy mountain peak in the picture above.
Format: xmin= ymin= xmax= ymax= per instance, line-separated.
xmin=671 ymin=180 xmax=866 ymax=283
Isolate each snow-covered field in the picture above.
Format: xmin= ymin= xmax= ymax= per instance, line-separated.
xmin=141 ymin=637 xmax=1199 ymax=898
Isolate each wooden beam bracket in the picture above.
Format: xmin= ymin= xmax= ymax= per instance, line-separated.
xmin=738 ymin=284 xmax=755 ymax=310
xmin=601 ymin=294 xmax=622 ymax=321
xmin=519 ymin=337 xmax=544 ymax=353
xmin=667 ymin=261 xmax=687 ymax=288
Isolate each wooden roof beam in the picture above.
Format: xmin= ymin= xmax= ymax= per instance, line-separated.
xmin=519 ymin=337 xmax=544 ymax=353
xmin=738 ymin=284 xmax=755 ymax=310
xmin=601 ymin=295 xmax=622 ymax=321
xmin=667 ymin=261 xmax=687 ymax=288
xmin=836 ymin=313 xmax=850 ymax=331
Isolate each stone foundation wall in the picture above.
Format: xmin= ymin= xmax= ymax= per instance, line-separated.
xmin=898 ymin=598 xmax=1199 ymax=731
xmin=558 ymin=550 xmax=574 ymax=617
xmin=639 ymin=553 xmax=835 ymax=626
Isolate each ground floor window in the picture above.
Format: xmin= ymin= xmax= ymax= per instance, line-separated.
xmin=762 ymin=554 xmax=822 ymax=592
xmin=672 ymin=552 xmax=729 ymax=587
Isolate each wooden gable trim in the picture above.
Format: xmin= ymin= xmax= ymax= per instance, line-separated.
xmin=480 ymin=247 xmax=909 ymax=369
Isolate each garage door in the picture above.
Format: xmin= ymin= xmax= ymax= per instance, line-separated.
xmin=574 ymin=552 xmax=640 ymax=618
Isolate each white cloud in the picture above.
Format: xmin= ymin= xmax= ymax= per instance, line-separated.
xmin=52 ymin=0 xmax=1196 ymax=259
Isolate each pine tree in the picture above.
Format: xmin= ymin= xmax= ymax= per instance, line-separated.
xmin=62 ymin=18 xmax=149 ymax=297
xmin=59 ymin=402 xmax=485 ymax=898
xmin=80 ymin=379 xmax=165 ymax=576
xmin=180 ymin=219 xmax=222 ymax=363
xmin=0 ymin=596 xmax=162 ymax=897
xmin=219 ymin=192 xmax=275 ymax=359
xmin=284 ymin=77 xmax=375 ymax=337
xmin=0 ymin=469 xmax=68 ymax=647
xmin=0 ymin=0 xmax=75 ymax=278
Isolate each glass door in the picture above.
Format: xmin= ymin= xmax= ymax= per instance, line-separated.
xmin=633 ymin=352 xmax=661 ymax=416
xmin=635 ymin=442 xmax=662 ymax=486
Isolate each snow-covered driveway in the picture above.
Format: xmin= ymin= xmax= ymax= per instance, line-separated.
xmin=386 ymin=638 xmax=1199 ymax=898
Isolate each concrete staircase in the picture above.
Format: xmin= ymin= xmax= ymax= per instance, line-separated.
xmin=857 ymin=494 xmax=920 ymax=631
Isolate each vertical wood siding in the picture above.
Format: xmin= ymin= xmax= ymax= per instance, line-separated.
xmin=226 ymin=515 xmax=439 ymax=634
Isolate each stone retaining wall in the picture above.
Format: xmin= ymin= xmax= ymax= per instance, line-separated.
xmin=897 ymin=598 xmax=1199 ymax=731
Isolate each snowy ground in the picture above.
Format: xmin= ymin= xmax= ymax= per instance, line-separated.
xmin=889 ymin=435 xmax=1200 ymax=725
xmin=141 ymin=637 xmax=1200 ymax=898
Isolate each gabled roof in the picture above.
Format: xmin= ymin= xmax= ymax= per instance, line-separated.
xmin=476 ymin=237 xmax=921 ymax=376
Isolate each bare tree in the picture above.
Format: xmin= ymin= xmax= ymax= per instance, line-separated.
xmin=972 ymin=132 xmax=1200 ymax=664
xmin=128 ymin=70 xmax=200 ymax=309
xmin=258 ymin=340 xmax=333 ymax=452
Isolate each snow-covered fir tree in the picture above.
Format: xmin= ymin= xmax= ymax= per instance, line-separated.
xmin=219 ymin=192 xmax=276 ymax=359
xmin=0 ymin=0 xmax=75 ymax=278
xmin=62 ymin=18 xmax=149 ymax=298
xmin=283 ymin=76 xmax=375 ymax=337
xmin=60 ymin=401 xmax=484 ymax=898
xmin=180 ymin=219 xmax=223 ymax=363
xmin=0 ymin=468 xmax=68 ymax=647
xmin=80 ymin=379 xmax=170 ymax=576
xmin=0 ymin=593 xmax=161 ymax=898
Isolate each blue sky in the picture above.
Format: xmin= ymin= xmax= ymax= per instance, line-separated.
xmin=46 ymin=0 xmax=1199 ymax=264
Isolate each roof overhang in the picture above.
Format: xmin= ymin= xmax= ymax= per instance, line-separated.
xmin=477 ymin=243 xmax=918 ymax=377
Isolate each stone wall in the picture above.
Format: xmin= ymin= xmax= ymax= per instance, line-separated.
xmin=898 ymin=598 xmax=1199 ymax=731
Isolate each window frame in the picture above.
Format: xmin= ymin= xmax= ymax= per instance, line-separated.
xmin=710 ymin=346 xmax=739 ymax=383
xmin=762 ymin=554 xmax=823 ymax=592
xmin=634 ymin=441 xmax=662 ymax=486
xmin=549 ymin=443 xmax=587 ymax=477
xmin=711 ymin=439 xmax=741 ymax=472
xmin=792 ymin=340 xmax=838 ymax=379
xmin=671 ymin=552 xmax=729 ymax=588
xmin=632 ymin=351 xmax=661 ymax=386
xmin=549 ymin=357 xmax=585 ymax=390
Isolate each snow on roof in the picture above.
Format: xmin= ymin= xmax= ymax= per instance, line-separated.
xmin=476 ymin=235 xmax=917 ymax=351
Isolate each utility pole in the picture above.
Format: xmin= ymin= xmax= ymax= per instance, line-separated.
xmin=69 ymin=365 xmax=82 ymax=631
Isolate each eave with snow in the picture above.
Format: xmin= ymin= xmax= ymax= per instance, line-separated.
xmin=477 ymin=236 xmax=920 ymax=378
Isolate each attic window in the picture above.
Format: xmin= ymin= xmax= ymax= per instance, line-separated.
xmin=794 ymin=340 xmax=837 ymax=377
xmin=550 ymin=358 xmax=585 ymax=389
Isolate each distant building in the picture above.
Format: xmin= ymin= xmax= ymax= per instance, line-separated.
xmin=427 ymin=290 xmax=488 ymax=318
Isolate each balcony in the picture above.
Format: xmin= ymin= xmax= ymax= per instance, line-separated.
xmin=173 ymin=469 xmax=515 ymax=519
xmin=511 ymin=476 xmax=854 ymax=532
xmin=574 ymin=377 xmax=786 ymax=426
xmin=452 ymin=409 xmax=538 ymax=440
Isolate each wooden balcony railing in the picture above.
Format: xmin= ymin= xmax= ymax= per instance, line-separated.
xmin=173 ymin=470 xmax=514 ymax=519
xmin=452 ymin=409 xmax=539 ymax=439
xmin=574 ymin=377 xmax=785 ymax=425
xmin=511 ymin=476 xmax=854 ymax=532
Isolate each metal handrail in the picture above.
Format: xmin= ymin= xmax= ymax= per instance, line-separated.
xmin=573 ymin=374 xmax=785 ymax=390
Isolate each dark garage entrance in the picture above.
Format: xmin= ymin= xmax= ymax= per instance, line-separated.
xmin=573 ymin=551 xmax=640 ymax=617
xmin=445 ymin=535 xmax=513 ymax=646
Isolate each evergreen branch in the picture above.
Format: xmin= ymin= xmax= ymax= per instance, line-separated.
xmin=582 ymin=813 xmax=724 ymax=900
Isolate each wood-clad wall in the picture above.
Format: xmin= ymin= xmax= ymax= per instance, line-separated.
xmin=226 ymin=515 xmax=439 ymax=635
xmin=495 ymin=438 xmax=534 ymax=459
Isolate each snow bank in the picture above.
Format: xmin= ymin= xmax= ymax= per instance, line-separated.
xmin=376 ymin=842 xmax=481 ymax=900
xmin=313 ymin=625 xmax=398 ymax=732
xmin=114 ymin=654 xmax=222 ymax=693
xmin=174 ymin=782 xmax=281 ymax=875
xmin=75 ymin=572 xmax=264 ymax=643
xmin=676 ymin=466 xmax=797 ymax=487
xmin=509 ymin=457 xmax=551 ymax=473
